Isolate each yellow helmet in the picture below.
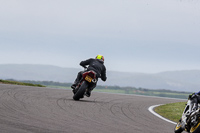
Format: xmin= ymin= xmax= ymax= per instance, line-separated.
xmin=96 ymin=55 xmax=104 ymax=61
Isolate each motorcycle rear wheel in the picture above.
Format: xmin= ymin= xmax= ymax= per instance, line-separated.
xmin=190 ymin=120 xmax=200 ymax=133
xmin=73 ymin=81 xmax=88 ymax=101
xmin=174 ymin=122 xmax=183 ymax=133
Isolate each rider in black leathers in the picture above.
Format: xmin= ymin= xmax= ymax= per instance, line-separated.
xmin=71 ymin=55 xmax=107 ymax=97
xmin=189 ymin=91 xmax=200 ymax=110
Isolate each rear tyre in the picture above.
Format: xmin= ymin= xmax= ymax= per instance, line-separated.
xmin=73 ymin=81 xmax=88 ymax=101
xmin=174 ymin=122 xmax=183 ymax=133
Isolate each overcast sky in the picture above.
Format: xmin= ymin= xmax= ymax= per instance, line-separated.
xmin=0 ymin=0 xmax=200 ymax=73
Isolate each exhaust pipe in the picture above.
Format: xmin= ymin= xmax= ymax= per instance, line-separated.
xmin=92 ymin=79 xmax=97 ymax=83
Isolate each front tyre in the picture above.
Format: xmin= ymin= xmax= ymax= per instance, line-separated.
xmin=190 ymin=121 xmax=200 ymax=133
xmin=174 ymin=122 xmax=183 ymax=133
xmin=73 ymin=81 xmax=88 ymax=101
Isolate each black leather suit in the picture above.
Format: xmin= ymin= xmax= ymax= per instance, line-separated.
xmin=74 ymin=58 xmax=107 ymax=90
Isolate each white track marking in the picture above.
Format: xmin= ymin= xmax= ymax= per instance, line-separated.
xmin=148 ymin=104 xmax=177 ymax=125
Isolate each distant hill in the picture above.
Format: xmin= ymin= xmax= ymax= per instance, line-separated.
xmin=0 ymin=64 xmax=200 ymax=92
xmin=0 ymin=64 xmax=80 ymax=82
xmin=106 ymin=70 xmax=200 ymax=92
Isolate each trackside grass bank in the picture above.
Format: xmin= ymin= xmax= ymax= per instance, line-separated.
xmin=154 ymin=102 xmax=186 ymax=122
xmin=14 ymin=80 xmax=191 ymax=99
xmin=0 ymin=79 xmax=45 ymax=87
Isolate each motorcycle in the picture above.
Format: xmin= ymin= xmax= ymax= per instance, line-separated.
xmin=174 ymin=99 xmax=200 ymax=133
xmin=73 ymin=70 xmax=97 ymax=101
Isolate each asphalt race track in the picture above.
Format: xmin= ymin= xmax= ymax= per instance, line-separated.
xmin=0 ymin=84 xmax=185 ymax=133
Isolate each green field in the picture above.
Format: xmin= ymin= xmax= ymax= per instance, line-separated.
xmin=154 ymin=102 xmax=186 ymax=122
xmin=47 ymin=85 xmax=190 ymax=99
xmin=0 ymin=79 xmax=45 ymax=87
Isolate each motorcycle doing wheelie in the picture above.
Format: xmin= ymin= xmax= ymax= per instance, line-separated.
xmin=174 ymin=99 xmax=200 ymax=133
xmin=73 ymin=69 xmax=97 ymax=101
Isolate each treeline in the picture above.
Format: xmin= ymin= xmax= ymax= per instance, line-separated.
xmin=7 ymin=79 xmax=191 ymax=99
xmin=21 ymin=80 xmax=72 ymax=87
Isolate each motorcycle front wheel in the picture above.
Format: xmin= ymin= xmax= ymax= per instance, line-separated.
xmin=174 ymin=121 xmax=183 ymax=133
xmin=73 ymin=81 xmax=88 ymax=101
xmin=190 ymin=120 xmax=200 ymax=133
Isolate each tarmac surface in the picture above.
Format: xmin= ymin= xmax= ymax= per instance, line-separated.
xmin=0 ymin=84 xmax=185 ymax=133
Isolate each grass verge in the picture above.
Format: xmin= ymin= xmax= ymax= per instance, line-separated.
xmin=154 ymin=102 xmax=186 ymax=122
xmin=0 ymin=79 xmax=45 ymax=87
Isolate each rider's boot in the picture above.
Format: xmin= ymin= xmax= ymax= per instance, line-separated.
xmin=85 ymin=89 xmax=92 ymax=97
xmin=71 ymin=80 xmax=79 ymax=90
xmin=71 ymin=71 xmax=82 ymax=90
xmin=71 ymin=83 xmax=77 ymax=90
xmin=71 ymin=82 xmax=79 ymax=95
